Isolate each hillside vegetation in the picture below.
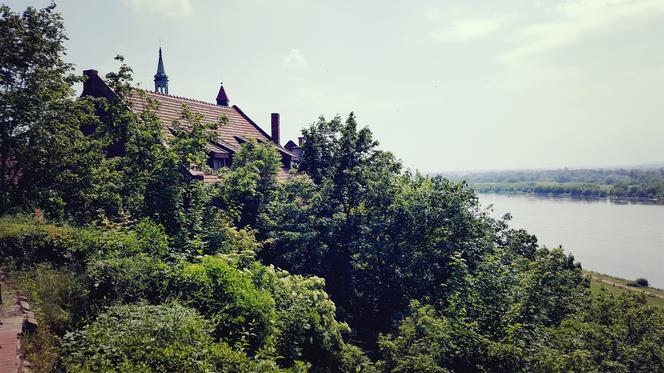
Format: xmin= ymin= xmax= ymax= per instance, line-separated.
xmin=1 ymin=4 xmax=663 ymax=372
xmin=587 ymin=271 xmax=664 ymax=308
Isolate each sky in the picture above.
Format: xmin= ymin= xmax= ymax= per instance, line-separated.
xmin=8 ymin=0 xmax=664 ymax=172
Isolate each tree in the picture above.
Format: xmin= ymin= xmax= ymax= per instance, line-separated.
xmin=0 ymin=4 xmax=113 ymax=219
xmin=214 ymin=140 xmax=281 ymax=228
xmin=262 ymin=114 xmax=502 ymax=344
xmin=169 ymin=256 xmax=277 ymax=353
xmin=378 ymin=300 xmax=522 ymax=373
xmin=532 ymin=292 xmax=664 ymax=372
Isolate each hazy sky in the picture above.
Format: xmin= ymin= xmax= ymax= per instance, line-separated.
xmin=9 ymin=0 xmax=664 ymax=171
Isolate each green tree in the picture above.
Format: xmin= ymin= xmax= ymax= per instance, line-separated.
xmin=169 ymin=256 xmax=277 ymax=353
xmin=262 ymin=114 xmax=500 ymax=345
xmin=532 ymin=292 xmax=664 ymax=372
xmin=0 ymin=4 xmax=116 ymax=220
xmin=245 ymin=260 xmax=373 ymax=371
xmin=215 ymin=140 xmax=281 ymax=228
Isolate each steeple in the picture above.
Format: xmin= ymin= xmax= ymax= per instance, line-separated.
xmin=154 ymin=47 xmax=169 ymax=94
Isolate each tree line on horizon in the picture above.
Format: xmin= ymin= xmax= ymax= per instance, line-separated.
xmin=441 ymin=168 xmax=664 ymax=200
xmin=1 ymin=4 xmax=663 ymax=372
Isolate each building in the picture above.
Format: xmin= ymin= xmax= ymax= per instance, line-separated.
xmin=284 ymin=138 xmax=304 ymax=159
xmin=81 ymin=48 xmax=299 ymax=183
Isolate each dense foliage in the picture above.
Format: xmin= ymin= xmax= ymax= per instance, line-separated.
xmin=59 ymin=303 xmax=265 ymax=372
xmin=1 ymin=4 xmax=662 ymax=372
xmin=442 ymin=168 xmax=664 ymax=200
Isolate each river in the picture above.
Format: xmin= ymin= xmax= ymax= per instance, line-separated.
xmin=478 ymin=193 xmax=664 ymax=288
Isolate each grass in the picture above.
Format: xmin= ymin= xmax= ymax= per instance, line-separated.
xmin=585 ymin=270 xmax=664 ymax=308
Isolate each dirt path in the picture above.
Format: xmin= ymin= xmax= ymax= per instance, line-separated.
xmin=0 ymin=280 xmax=23 ymax=373
xmin=590 ymin=275 xmax=664 ymax=300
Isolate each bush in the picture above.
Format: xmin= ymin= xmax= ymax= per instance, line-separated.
xmin=532 ymin=291 xmax=664 ymax=372
xmin=201 ymin=216 xmax=261 ymax=263
xmin=0 ymin=216 xmax=171 ymax=269
xmin=59 ymin=303 xmax=269 ymax=372
xmin=16 ymin=263 xmax=87 ymax=372
xmin=378 ymin=301 xmax=516 ymax=372
xmin=635 ymin=278 xmax=649 ymax=287
xmin=17 ymin=263 xmax=88 ymax=334
xmin=169 ymin=256 xmax=276 ymax=353
xmin=0 ymin=216 xmax=75 ymax=267
xmin=85 ymin=254 xmax=169 ymax=307
xmin=71 ymin=219 xmax=170 ymax=261
xmin=247 ymin=262 xmax=373 ymax=370
xmin=20 ymin=325 xmax=60 ymax=373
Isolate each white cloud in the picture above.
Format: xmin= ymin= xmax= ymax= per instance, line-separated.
xmin=282 ymin=49 xmax=308 ymax=69
xmin=123 ymin=0 xmax=192 ymax=18
xmin=429 ymin=17 xmax=508 ymax=43
xmin=500 ymin=0 xmax=664 ymax=67
xmin=488 ymin=0 xmax=664 ymax=92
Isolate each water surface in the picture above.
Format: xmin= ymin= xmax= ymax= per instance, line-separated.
xmin=479 ymin=193 xmax=664 ymax=287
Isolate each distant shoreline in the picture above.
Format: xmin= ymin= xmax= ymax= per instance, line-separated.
xmin=438 ymin=167 xmax=664 ymax=203
xmin=475 ymin=190 xmax=664 ymax=205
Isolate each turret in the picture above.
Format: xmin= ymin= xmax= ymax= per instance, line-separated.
xmin=216 ymin=82 xmax=229 ymax=106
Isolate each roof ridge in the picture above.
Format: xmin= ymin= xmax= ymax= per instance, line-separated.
xmin=232 ymin=105 xmax=297 ymax=157
xmin=139 ymin=88 xmax=224 ymax=108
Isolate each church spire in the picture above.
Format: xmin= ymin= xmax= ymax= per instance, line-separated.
xmin=154 ymin=47 xmax=169 ymax=94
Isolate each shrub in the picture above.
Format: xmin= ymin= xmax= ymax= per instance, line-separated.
xmin=169 ymin=256 xmax=276 ymax=353
xmin=17 ymin=263 xmax=88 ymax=334
xmin=0 ymin=216 xmax=75 ymax=267
xmin=20 ymin=327 xmax=60 ymax=373
xmin=59 ymin=303 xmax=269 ymax=372
xmin=247 ymin=262 xmax=373 ymax=370
xmin=0 ymin=216 xmax=171 ymax=270
xmin=201 ymin=216 xmax=261 ymax=263
xmin=531 ymin=291 xmax=664 ymax=372
xmin=635 ymin=278 xmax=649 ymax=287
xmin=85 ymin=254 xmax=169 ymax=307
xmin=71 ymin=219 xmax=170 ymax=261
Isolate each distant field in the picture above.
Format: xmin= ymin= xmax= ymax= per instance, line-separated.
xmin=585 ymin=271 xmax=664 ymax=308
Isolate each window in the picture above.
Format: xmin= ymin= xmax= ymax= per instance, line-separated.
xmin=212 ymin=158 xmax=227 ymax=170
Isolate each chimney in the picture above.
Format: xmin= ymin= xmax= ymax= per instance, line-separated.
xmin=271 ymin=113 xmax=280 ymax=145
xmin=298 ymin=136 xmax=304 ymax=147
xmin=81 ymin=69 xmax=105 ymax=98
xmin=216 ymin=82 xmax=229 ymax=106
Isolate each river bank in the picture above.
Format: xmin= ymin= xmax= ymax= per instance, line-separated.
xmin=586 ymin=271 xmax=664 ymax=308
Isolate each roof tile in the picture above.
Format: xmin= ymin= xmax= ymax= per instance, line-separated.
xmin=127 ymin=90 xmax=273 ymax=153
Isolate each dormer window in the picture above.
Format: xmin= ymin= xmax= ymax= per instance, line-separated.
xmin=212 ymin=158 xmax=228 ymax=170
xmin=208 ymin=148 xmax=230 ymax=170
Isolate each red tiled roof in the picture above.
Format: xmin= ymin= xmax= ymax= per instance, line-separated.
xmin=81 ymin=70 xmax=295 ymax=157
xmin=127 ymin=90 xmax=287 ymax=154
xmin=81 ymin=70 xmax=297 ymax=184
